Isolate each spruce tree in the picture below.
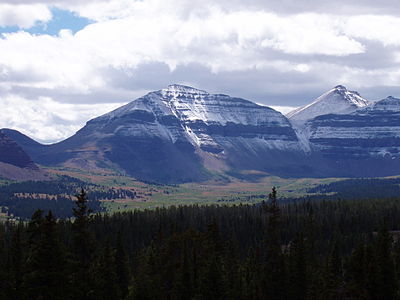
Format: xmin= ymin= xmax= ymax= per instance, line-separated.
xmin=24 ymin=210 xmax=66 ymax=300
xmin=375 ymin=224 xmax=397 ymax=299
xmin=344 ymin=242 xmax=368 ymax=299
xmin=115 ymin=231 xmax=130 ymax=299
xmin=7 ymin=224 xmax=24 ymax=300
xmin=70 ymin=189 xmax=95 ymax=300
xmin=0 ymin=225 xmax=6 ymax=300
xmin=287 ymin=234 xmax=307 ymax=300
xmin=263 ymin=187 xmax=286 ymax=300
xmin=91 ymin=241 xmax=119 ymax=300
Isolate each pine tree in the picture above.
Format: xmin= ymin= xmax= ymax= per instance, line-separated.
xmin=24 ymin=210 xmax=66 ymax=300
xmin=6 ymin=224 xmax=24 ymax=299
xmin=91 ymin=241 xmax=119 ymax=300
xmin=70 ymin=189 xmax=95 ymax=300
xmin=323 ymin=241 xmax=343 ymax=300
xmin=344 ymin=241 xmax=368 ymax=299
xmin=115 ymin=231 xmax=130 ymax=299
xmin=287 ymin=234 xmax=307 ymax=300
xmin=374 ymin=224 xmax=397 ymax=299
xmin=263 ymin=187 xmax=286 ymax=300
xmin=0 ymin=225 xmax=7 ymax=300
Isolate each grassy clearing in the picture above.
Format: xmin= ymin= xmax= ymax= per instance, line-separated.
xmin=8 ymin=167 xmax=346 ymax=213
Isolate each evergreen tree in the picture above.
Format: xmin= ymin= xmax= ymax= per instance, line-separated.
xmin=0 ymin=225 xmax=7 ymax=300
xmin=374 ymin=224 xmax=397 ymax=299
xmin=115 ymin=231 xmax=130 ymax=299
xmin=364 ymin=244 xmax=379 ymax=300
xmin=91 ymin=241 xmax=119 ymax=300
xmin=6 ymin=224 xmax=24 ymax=299
xmin=323 ymin=241 xmax=343 ymax=300
xmin=344 ymin=242 xmax=368 ymax=299
xmin=287 ymin=234 xmax=307 ymax=300
xmin=24 ymin=210 xmax=66 ymax=300
xmin=263 ymin=187 xmax=286 ymax=299
xmin=70 ymin=189 xmax=95 ymax=300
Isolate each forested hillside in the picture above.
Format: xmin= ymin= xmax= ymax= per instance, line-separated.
xmin=0 ymin=189 xmax=400 ymax=299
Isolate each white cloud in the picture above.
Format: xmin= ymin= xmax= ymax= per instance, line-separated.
xmin=0 ymin=95 xmax=125 ymax=143
xmin=268 ymin=105 xmax=298 ymax=115
xmin=1 ymin=0 xmax=400 ymax=142
xmin=0 ymin=4 xmax=51 ymax=28
xmin=343 ymin=15 xmax=400 ymax=46
xmin=0 ymin=7 xmax=367 ymax=96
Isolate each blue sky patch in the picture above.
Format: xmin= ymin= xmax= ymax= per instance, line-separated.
xmin=0 ymin=7 xmax=91 ymax=36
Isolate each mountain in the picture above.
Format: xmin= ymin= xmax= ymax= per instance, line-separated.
xmin=305 ymin=95 xmax=400 ymax=176
xmin=0 ymin=128 xmax=48 ymax=162
xmin=7 ymin=84 xmax=400 ymax=182
xmin=287 ymin=85 xmax=371 ymax=124
xmin=0 ymin=131 xmax=37 ymax=169
xmin=6 ymin=85 xmax=308 ymax=183
xmin=0 ymin=131 xmax=49 ymax=180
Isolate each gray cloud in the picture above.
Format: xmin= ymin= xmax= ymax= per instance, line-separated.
xmin=1 ymin=0 xmax=400 ymax=142
xmin=3 ymin=0 xmax=400 ymax=16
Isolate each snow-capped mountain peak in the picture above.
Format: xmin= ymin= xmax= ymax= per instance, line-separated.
xmin=287 ymin=85 xmax=371 ymax=123
xmin=370 ymin=96 xmax=400 ymax=111
xmin=162 ymin=84 xmax=209 ymax=97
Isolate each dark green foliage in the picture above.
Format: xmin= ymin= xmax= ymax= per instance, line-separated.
xmin=116 ymin=231 xmax=130 ymax=299
xmin=24 ymin=210 xmax=66 ymax=300
xmin=2 ymin=189 xmax=400 ymax=299
xmin=287 ymin=234 xmax=307 ymax=300
xmin=0 ymin=176 xmax=123 ymax=218
xmin=70 ymin=189 xmax=95 ymax=300
xmin=7 ymin=224 xmax=24 ymax=299
xmin=263 ymin=187 xmax=286 ymax=300
xmin=374 ymin=224 xmax=397 ymax=299
xmin=91 ymin=241 xmax=119 ymax=300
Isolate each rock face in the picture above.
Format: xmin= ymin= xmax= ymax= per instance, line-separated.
xmin=0 ymin=131 xmax=37 ymax=170
xmin=308 ymin=96 xmax=400 ymax=159
xmin=301 ymin=95 xmax=400 ymax=177
xmin=287 ymin=85 xmax=370 ymax=124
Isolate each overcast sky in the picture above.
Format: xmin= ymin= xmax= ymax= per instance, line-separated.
xmin=1 ymin=0 xmax=400 ymax=143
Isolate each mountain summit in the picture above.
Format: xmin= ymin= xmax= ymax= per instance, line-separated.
xmin=287 ymin=85 xmax=371 ymax=123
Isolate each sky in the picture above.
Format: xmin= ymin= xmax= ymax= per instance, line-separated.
xmin=1 ymin=0 xmax=400 ymax=143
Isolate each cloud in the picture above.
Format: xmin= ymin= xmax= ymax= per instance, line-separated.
xmin=0 ymin=0 xmax=400 ymax=142
xmin=0 ymin=8 xmax=367 ymax=96
xmin=0 ymin=4 xmax=52 ymax=28
xmin=0 ymin=94 xmax=125 ymax=143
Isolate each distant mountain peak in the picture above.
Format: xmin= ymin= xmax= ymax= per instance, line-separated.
xmin=334 ymin=84 xmax=346 ymax=90
xmin=287 ymin=85 xmax=371 ymax=123
xmin=162 ymin=84 xmax=208 ymax=95
xmin=363 ymin=95 xmax=400 ymax=112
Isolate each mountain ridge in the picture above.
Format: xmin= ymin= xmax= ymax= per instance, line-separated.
xmin=4 ymin=84 xmax=400 ymax=182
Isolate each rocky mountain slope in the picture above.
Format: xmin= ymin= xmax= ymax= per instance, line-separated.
xmin=308 ymin=96 xmax=400 ymax=158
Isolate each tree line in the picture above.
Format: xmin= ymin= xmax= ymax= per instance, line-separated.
xmin=1 ymin=188 xmax=400 ymax=299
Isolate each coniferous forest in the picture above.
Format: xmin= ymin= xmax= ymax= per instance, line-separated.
xmin=1 ymin=188 xmax=400 ymax=299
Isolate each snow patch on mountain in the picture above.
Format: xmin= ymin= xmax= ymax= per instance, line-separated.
xmin=287 ymin=85 xmax=371 ymax=123
xmin=92 ymin=84 xmax=300 ymax=153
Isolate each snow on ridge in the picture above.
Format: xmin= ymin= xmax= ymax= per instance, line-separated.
xmin=162 ymin=84 xmax=209 ymax=96
xmin=287 ymin=85 xmax=371 ymax=123
xmin=369 ymin=96 xmax=400 ymax=111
